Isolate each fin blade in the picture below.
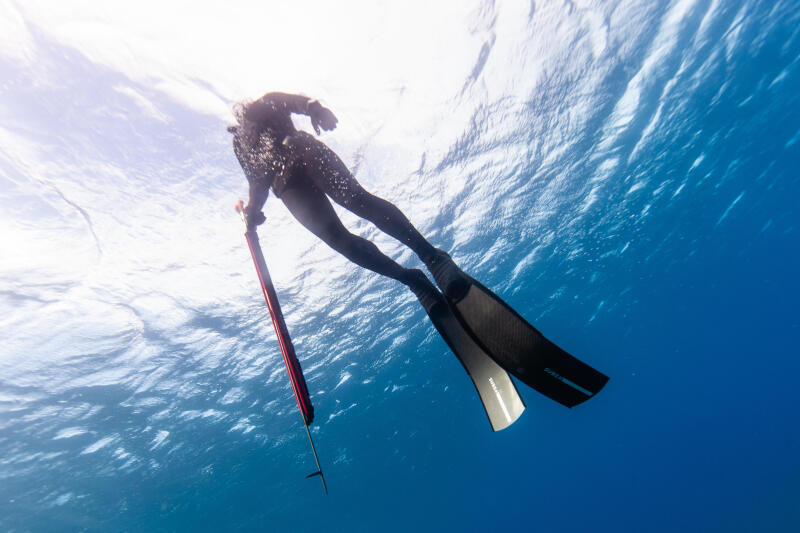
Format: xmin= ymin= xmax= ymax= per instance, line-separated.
xmin=427 ymin=299 xmax=525 ymax=431
xmin=454 ymin=279 xmax=609 ymax=406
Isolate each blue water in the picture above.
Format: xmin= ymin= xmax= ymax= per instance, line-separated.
xmin=1 ymin=1 xmax=799 ymax=531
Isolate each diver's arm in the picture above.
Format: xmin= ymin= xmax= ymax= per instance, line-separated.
xmin=244 ymin=180 xmax=269 ymax=229
xmin=248 ymin=92 xmax=338 ymax=135
xmin=261 ymin=92 xmax=315 ymax=115
xmin=245 ymin=92 xmax=309 ymax=121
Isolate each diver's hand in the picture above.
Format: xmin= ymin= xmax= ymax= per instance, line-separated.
xmin=244 ymin=205 xmax=266 ymax=230
xmin=308 ymin=100 xmax=338 ymax=135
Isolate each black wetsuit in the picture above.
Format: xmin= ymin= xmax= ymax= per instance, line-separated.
xmin=231 ymin=92 xmax=437 ymax=289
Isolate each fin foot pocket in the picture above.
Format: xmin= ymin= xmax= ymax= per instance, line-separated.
xmin=406 ymin=270 xmax=441 ymax=312
xmin=426 ymin=249 xmax=470 ymax=301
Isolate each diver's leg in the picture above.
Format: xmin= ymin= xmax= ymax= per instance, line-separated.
xmin=280 ymin=181 xmax=430 ymax=290
xmin=322 ymin=168 xmax=463 ymax=296
xmin=300 ymin=138 xmax=438 ymax=262
xmin=342 ymin=186 xmax=439 ymax=261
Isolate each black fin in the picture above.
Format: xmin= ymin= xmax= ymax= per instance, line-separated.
xmin=427 ymin=252 xmax=608 ymax=407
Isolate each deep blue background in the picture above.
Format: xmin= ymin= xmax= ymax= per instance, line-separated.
xmin=1 ymin=1 xmax=799 ymax=531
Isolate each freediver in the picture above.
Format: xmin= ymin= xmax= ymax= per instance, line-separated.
xmin=228 ymin=92 xmax=447 ymax=305
xmin=229 ymin=92 xmax=608 ymax=410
